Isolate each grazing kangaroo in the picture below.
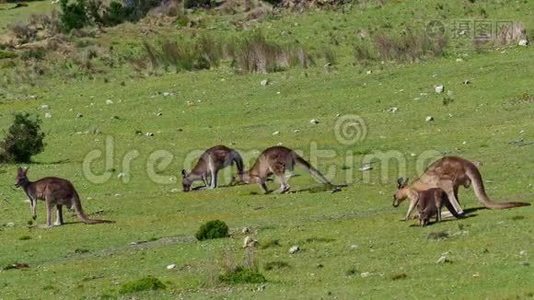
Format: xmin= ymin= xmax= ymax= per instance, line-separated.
xmin=181 ymin=145 xmax=244 ymax=192
xmin=416 ymin=188 xmax=462 ymax=226
xmin=241 ymin=146 xmax=334 ymax=194
xmin=393 ymin=156 xmax=530 ymax=221
xmin=15 ymin=167 xmax=113 ymax=227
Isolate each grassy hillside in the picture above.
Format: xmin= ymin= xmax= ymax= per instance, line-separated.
xmin=0 ymin=1 xmax=533 ymax=299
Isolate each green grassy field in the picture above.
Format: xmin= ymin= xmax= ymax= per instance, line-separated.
xmin=1 ymin=1 xmax=533 ymax=299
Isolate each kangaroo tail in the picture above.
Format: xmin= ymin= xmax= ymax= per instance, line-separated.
xmin=294 ymin=155 xmax=332 ymax=185
xmin=231 ymin=150 xmax=244 ymax=175
xmin=72 ymin=191 xmax=114 ymax=224
xmin=466 ymin=164 xmax=530 ymax=209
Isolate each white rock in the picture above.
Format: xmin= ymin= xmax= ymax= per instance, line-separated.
xmin=114 ymin=194 xmax=121 ymax=197
xmin=106 ymin=99 xmax=113 ymax=105
xmin=162 ymin=92 xmax=171 ymax=97
xmin=425 ymin=116 xmax=434 ymax=122
xmin=359 ymin=164 xmax=373 ymax=171
xmin=40 ymin=104 xmax=49 ymax=110
xmin=455 ymin=58 xmax=464 ymax=62
xmin=350 ymin=244 xmax=358 ymax=250
xmin=360 ymin=272 xmax=371 ymax=278
xmin=289 ymin=245 xmax=300 ymax=254
xmin=145 ymin=132 xmax=154 ymax=137
xmin=293 ymin=129 xmax=300 ymax=133
xmin=243 ymin=236 xmax=258 ymax=248
xmin=434 ymin=84 xmax=444 ymax=93
xmin=272 ymin=131 xmax=280 ymax=136
xmin=366 ymin=70 xmax=372 ymax=74
xmin=518 ymin=39 xmax=528 ymax=46
xmin=310 ymin=119 xmax=319 ymax=124
xmin=76 ymin=113 xmax=83 ymax=118
xmin=166 ymin=264 xmax=176 ymax=270
xmin=156 ymin=112 xmax=162 ymax=116
xmin=387 ymin=107 xmax=398 ymax=113
xmin=6 ymin=222 xmax=15 ymax=227
xmin=44 ymin=112 xmax=52 ymax=119
xmin=170 ymin=188 xmax=179 ymax=193
xmin=117 ymin=172 xmax=126 ymax=179
xmin=519 ymin=250 xmax=527 ymax=256
xmin=436 ymin=255 xmax=449 ymax=264
xmin=242 ymin=227 xmax=251 ymax=234
xmin=260 ymin=79 xmax=269 ymax=86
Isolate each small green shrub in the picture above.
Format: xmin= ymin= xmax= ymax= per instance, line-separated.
xmin=0 ymin=50 xmax=17 ymax=60
xmin=59 ymin=0 xmax=91 ymax=32
xmin=219 ymin=266 xmax=266 ymax=284
xmin=195 ymin=220 xmax=229 ymax=241
xmin=0 ymin=113 xmax=46 ymax=163
xmin=119 ymin=276 xmax=165 ymax=294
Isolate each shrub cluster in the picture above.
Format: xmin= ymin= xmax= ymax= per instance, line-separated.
xmin=0 ymin=113 xmax=45 ymax=164
xmin=195 ymin=220 xmax=229 ymax=241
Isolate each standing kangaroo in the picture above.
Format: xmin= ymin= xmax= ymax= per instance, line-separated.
xmin=241 ymin=146 xmax=334 ymax=194
xmin=393 ymin=156 xmax=530 ymax=220
xmin=15 ymin=167 xmax=113 ymax=227
xmin=181 ymin=145 xmax=244 ymax=192
xmin=416 ymin=188 xmax=462 ymax=226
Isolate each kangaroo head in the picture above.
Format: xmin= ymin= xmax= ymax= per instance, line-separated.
xmin=181 ymin=169 xmax=193 ymax=192
xmin=240 ymin=172 xmax=259 ymax=184
xmin=15 ymin=167 xmax=29 ymax=188
xmin=392 ymin=177 xmax=409 ymax=207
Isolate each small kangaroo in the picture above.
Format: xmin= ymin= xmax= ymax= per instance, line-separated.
xmin=241 ymin=146 xmax=335 ymax=194
xmin=181 ymin=145 xmax=244 ymax=192
xmin=15 ymin=167 xmax=113 ymax=227
xmin=416 ymin=188 xmax=462 ymax=226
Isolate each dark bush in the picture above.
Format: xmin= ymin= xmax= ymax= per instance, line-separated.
xmin=195 ymin=220 xmax=229 ymax=241
xmin=59 ymin=0 xmax=91 ymax=32
xmin=219 ymin=266 xmax=266 ymax=284
xmin=184 ymin=0 xmax=214 ymax=9
xmin=119 ymin=276 xmax=165 ymax=294
xmin=0 ymin=113 xmax=45 ymax=163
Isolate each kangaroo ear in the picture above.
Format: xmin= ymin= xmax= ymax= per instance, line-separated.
xmin=181 ymin=169 xmax=187 ymax=177
xmin=397 ymin=177 xmax=404 ymax=188
xmin=403 ymin=177 xmax=409 ymax=186
xmin=23 ymin=167 xmax=29 ymax=175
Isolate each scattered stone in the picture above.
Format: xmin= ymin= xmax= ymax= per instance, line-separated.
xmin=520 ymin=250 xmax=527 ymax=256
xmin=40 ymin=104 xmax=49 ymax=110
xmin=162 ymin=92 xmax=171 ymax=97
xmin=114 ymin=194 xmax=121 ymax=197
xmin=105 ymin=99 xmax=113 ymax=105
xmin=145 ymin=132 xmax=154 ymax=137
xmin=310 ymin=119 xmax=319 ymax=124
xmin=425 ymin=116 xmax=434 ymax=122
xmin=243 ymin=236 xmax=258 ymax=248
xmin=170 ymin=188 xmax=179 ymax=193
xmin=242 ymin=227 xmax=251 ymax=234
xmin=260 ymin=79 xmax=269 ymax=86
xmin=166 ymin=264 xmax=176 ymax=270
xmin=117 ymin=173 xmax=126 ymax=179
xmin=359 ymin=164 xmax=373 ymax=171
xmin=360 ymin=272 xmax=371 ymax=278
xmin=6 ymin=222 xmax=15 ymax=227
xmin=350 ymin=244 xmax=358 ymax=250
xmin=518 ymin=39 xmax=528 ymax=46
xmin=463 ymin=79 xmax=471 ymax=85
xmin=455 ymin=58 xmax=464 ymax=62
xmin=76 ymin=113 xmax=83 ymax=118
xmin=436 ymin=255 xmax=451 ymax=264
xmin=44 ymin=112 xmax=52 ymax=119
xmin=289 ymin=245 xmax=300 ymax=254
xmin=293 ymin=129 xmax=300 ymax=133
xmin=366 ymin=70 xmax=372 ymax=75
xmin=387 ymin=107 xmax=398 ymax=113
xmin=472 ymin=272 xmax=480 ymax=277
xmin=156 ymin=112 xmax=163 ymax=117
xmin=272 ymin=131 xmax=280 ymax=136
xmin=434 ymin=84 xmax=444 ymax=94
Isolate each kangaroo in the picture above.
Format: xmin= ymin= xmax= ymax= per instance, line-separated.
xmin=241 ymin=146 xmax=334 ymax=194
xmin=15 ymin=167 xmax=113 ymax=227
xmin=181 ymin=145 xmax=244 ymax=192
xmin=416 ymin=188 xmax=462 ymax=226
xmin=393 ymin=156 xmax=530 ymax=221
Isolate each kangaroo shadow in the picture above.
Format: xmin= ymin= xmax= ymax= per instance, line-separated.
xmin=408 ymin=213 xmax=478 ymax=227
xmin=31 ymin=159 xmax=71 ymax=165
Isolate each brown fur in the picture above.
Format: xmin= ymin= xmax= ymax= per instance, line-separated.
xmin=417 ymin=188 xmax=462 ymax=226
xmin=181 ymin=145 xmax=244 ymax=192
xmin=393 ymin=156 xmax=530 ymax=220
xmin=15 ymin=167 xmax=113 ymax=227
xmin=241 ymin=146 xmax=332 ymax=194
